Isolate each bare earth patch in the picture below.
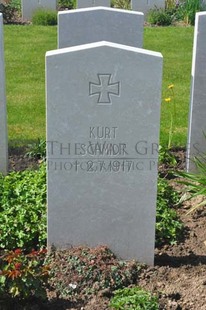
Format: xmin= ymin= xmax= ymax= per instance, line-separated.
xmin=140 ymin=207 xmax=206 ymax=310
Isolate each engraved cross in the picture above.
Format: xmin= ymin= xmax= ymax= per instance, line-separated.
xmin=89 ymin=74 xmax=120 ymax=105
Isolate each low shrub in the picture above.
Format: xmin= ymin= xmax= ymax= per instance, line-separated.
xmin=58 ymin=0 xmax=76 ymax=9
xmin=0 ymin=161 xmax=181 ymax=250
xmin=111 ymin=0 xmax=131 ymax=9
xmin=147 ymin=7 xmax=174 ymax=26
xmin=48 ymin=246 xmax=140 ymax=300
xmin=176 ymin=0 xmax=202 ymax=25
xmin=26 ymin=138 xmax=46 ymax=160
xmin=109 ymin=286 xmax=159 ymax=310
xmin=149 ymin=4 xmax=202 ymax=27
xmin=0 ymin=2 xmax=16 ymax=23
xmin=158 ymin=145 xmax=177 ymax=167
xmin=156 ymin=177 xmax=183 ymax=245
xmin=32 ymin=9 xmax=57 ymax=26
xmin=0 ymin=164 xmax=46 ymax=250
xmin=9 ymin=0 xmax=21 ymax=11
xmin=176 ymin=154 xmax=206 ymax=214
xmin=0 ymin=248 xmax=49 ymax=299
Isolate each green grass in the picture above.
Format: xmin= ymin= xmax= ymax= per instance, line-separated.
xmin=4 ymin=25 xmax=56 ymax=145
xmin=144 ymin=26 xmax=194 ymax=146
xmin=4 ymin=25 xmax=194 ymax=147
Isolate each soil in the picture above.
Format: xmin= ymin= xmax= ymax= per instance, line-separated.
xmin=4 ymin=148 xmax=206 ymax=310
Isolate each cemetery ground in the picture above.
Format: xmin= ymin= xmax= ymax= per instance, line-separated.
xmin=1 ymin=25 xmax=206 ymax=309
xmin=1 ymin=147 xmax=206 ymax=310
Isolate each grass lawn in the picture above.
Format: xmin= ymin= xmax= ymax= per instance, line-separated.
xmin=4 ymin=25 xmax=57 ymax=145
xmin=144 ymin=26 xmax=194 ymax=147
xmin=4 ymin=25 xmax=194 ymax=147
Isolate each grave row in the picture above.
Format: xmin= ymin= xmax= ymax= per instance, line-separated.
xmin=1 ymin=5 xmax=206 ymax=265
xmin=21 ymin=0 xmax=165 ymax=21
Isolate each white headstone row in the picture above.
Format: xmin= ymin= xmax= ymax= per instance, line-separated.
xmin=187 ymin=12 xmax=206 ymax=172
xmin=21 ymin=0 xmax=166 ymax=22
xmin=0 ymin=13 xmax=8 ymax=175
xmin=77 ymin=0 xmax=166 ymax=16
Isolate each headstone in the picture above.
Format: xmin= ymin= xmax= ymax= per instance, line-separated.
xmin=0 ymin=13 xmax=8 ymax=174
xmin=46 ymin=41 xmax=163 ymax=265
xmin=58 ymin=7 xmax=144 ymax=49
xmin=21 ymin=0 xmax=57 ymax=21
xmin=77 ymin=0 xmax=110 ymax=8
xmin=131 ymin=0 xmax=165 ymax=18
xmin=187 ymin=12 xmax=206 ymax=172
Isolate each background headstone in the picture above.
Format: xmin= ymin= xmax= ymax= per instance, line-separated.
xmin=0 ymin=13 xmax=8 ymax=174
xmin=21 ymin=0 xmax=57 ymax=21
xmin=131 ymin=0 xmax=165 ymax=18
xmin=187 ymin=12 xmax=206 ymax=172
xmin=58 ymin=7 xmax=144 ymax=48
xmin=46 ymin=41 xmax=163 ymax=265
xmin=77 ymin=0 xmax=110 ymax=8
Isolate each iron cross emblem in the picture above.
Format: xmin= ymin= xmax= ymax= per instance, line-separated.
xmin=89 ymin=74 xmax=120 ymax=105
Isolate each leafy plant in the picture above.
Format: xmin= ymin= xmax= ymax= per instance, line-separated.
xmin=156 ymin=177 xmax=183 ymax=245
xmin=166 ymin=0 xmax=178 ymax=9
xmin=176 ymin=0 xmax=202 ymax=25
xmin=0 ymin=248 xmax=49 ymax=299
xmin=176 ymin=155 xmax=206 ymax=214
xmin=32 ymin=9 xmax=57 ymax=26
xmin=147 ymin=7 xmax=174 ymax=26
xmin=26 ymin=138 xmax=46 ymax=160
xmin=58 ymin=0 xmax=76 ymax=9
xmin=0 ymin=158 xmax=181 ymax=250
xmin=112 ymin=0 xmax=131 ymax=9
xmin=158 ymin=145 xmax=177 ymax=167
xmin=164 ymin=84 xmax=176 ymax=149
xmin=109 ymin=286 xmax=159 ymax=310
xmin=0 ymin=1 xmax=17 ymax=23
xmin=9 ymin=0 xmax=21 ymax=11
xmin=48 ymin=246 xmax=140 ymax=300
xmin=0 ymin=164 xmax=46 ymax=250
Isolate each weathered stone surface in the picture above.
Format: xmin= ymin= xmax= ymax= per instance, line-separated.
xmin=77 ymin=0 xmax=110 ymax=8
xmin=21 ymin=0 xmax=57 ymax=21
xmin=187 ymin=12 xmax=206 ymax=172
xmin=58 ymin=7 xmax=144 ymax=48
xmin=131 ymin=0 xmax=165 ymax=18
xmin=0 ymin=13 xmax=8 ymax=174
xmin=46 ymin=41 xmax=162 ymax=265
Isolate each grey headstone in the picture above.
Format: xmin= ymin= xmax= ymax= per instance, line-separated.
xmin=46 ymin=41 xmax=163 ymax=265
xmin=187 ymin=12 xmax=206 ymax=172
xmin=77 ymin=0 xmax=110 ymax=8
xmin=21 ymin=0 xmax=57 ymax=21
xmin=0 ymin=13 xmax=8 ymax=174
xmin=131 ymin=0 xmax=165 ymax=18
xmin=58 ymin=7 xmax=144 ymax=49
